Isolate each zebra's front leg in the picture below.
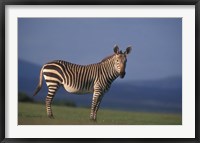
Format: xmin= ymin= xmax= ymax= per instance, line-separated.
xmin=93 ymin=95 xmax=104 ymax=121
xmin=90 ymin=90 xmax=103 ymax=121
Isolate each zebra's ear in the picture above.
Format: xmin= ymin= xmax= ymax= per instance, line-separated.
xmin=113 ymin=45 xmax=120 ymax=54
xmin=125 ymin=46 xmax=132 ymax=55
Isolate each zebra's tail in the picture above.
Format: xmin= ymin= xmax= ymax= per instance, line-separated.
xmin=33 ymin=66 xmax=44 ymax=96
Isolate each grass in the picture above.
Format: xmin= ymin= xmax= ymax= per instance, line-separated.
xmin=18 ymin=102 xmax=182 ymax=125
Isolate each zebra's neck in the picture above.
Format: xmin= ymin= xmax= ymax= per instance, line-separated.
xmin=99 ymin=57 xmax=119 ymax=82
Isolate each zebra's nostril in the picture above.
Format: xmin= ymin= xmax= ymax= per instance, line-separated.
xmin=120 ymin=72 xmax=126 ymax=78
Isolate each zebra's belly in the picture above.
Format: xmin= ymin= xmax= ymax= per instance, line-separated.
xmin=63 ymin=84 xmax=93 ymax=94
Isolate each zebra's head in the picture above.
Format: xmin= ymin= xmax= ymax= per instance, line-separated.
xmin=113 ymin=45 xmax=132 ymax=78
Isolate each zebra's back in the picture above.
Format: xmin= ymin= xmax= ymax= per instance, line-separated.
xmin=43 ymin=60 xmax=97 ymax=94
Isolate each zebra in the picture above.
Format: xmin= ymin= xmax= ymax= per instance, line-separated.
xmin=33 ymin=45 xmax=132 ymax=121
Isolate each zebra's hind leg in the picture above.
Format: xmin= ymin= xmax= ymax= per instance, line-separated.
xmin=46 ymin=85 xmax=59 ymax=119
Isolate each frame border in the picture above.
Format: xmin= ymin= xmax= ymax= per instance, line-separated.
xmin=1 ymin=0 xmax=200 ymax=143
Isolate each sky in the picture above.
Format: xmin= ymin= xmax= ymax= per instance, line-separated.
xmin=18 ymin=18 xmax=182 ymax=81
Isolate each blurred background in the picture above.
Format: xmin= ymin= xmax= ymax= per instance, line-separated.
xmin=18 ymin=18 xmax=182 ymax=114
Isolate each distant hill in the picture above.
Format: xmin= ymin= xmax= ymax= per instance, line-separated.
xmin=18 ymin=59 xmax=182 ymax=113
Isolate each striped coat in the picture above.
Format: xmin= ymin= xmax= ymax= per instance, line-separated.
xmin=33 ymin=45 xmax=132 ymax=121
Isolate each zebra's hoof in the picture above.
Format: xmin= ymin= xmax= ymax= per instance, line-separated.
xmin=48 ymin=115 xmax=55 ymax=119
xmin=90 ymin=118 xmax=97 ymax=122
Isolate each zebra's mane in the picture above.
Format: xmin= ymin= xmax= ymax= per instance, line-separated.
xmin=101 ymin=54 xmax=115 ymax=62
xmin=101 ymin=50 xmax=123 ymax=63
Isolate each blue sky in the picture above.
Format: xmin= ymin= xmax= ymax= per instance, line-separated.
xmin=18 ymin=18 xmax=182 ymax=81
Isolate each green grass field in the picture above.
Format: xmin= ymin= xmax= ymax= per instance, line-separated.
xmin=18 ymin=102 xmax=182 ymax=125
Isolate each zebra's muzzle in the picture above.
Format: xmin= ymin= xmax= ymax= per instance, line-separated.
xmin=120 ymin=72 xmax=126 ymax=78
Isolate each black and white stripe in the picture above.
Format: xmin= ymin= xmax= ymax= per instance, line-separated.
xmin=33 ymin=45 xmax=132 ymax=121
